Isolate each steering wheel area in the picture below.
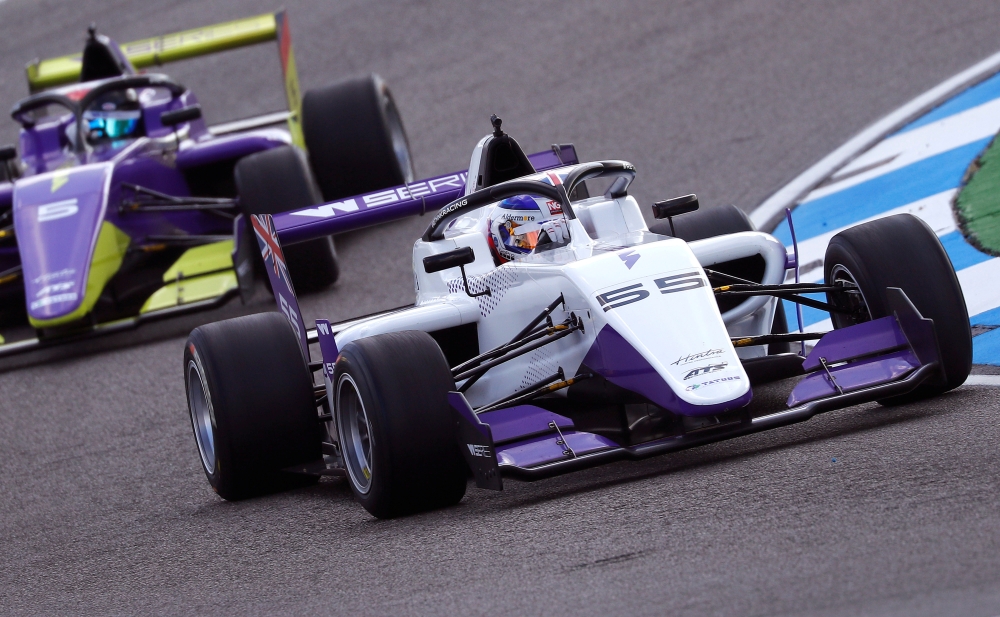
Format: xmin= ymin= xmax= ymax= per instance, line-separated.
xmin=422 ymin=160 xmax=637 ymax=242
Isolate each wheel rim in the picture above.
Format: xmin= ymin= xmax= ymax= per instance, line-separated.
xmin=382 ymin=92 xmax=414 ymax=184
xmin=187 ymin=360 xmax=216 ymax=475
xmin=829 ymin=263 xmax=872 ymax=328
xmin=336 ymin=374 xmax=374 ymax=494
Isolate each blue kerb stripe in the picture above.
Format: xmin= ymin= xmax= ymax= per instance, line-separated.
xmin=939 ymin=231 xmax=993 ymax=271
xmin=896 ymin=71 xmax=1000 ymax=135
xmin=782 ymin=295 xmax=828 ymax=329
xmin=972 ymin=305 xmax=1000 ymax=326
xmin=973 ymin=328 xmax=1000 ymax=366
xmin=773 ymin=138 xmax=990 ymax=245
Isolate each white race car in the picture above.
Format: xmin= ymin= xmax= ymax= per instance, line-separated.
xmin=183 ymin=117 xmax=971 ymax=518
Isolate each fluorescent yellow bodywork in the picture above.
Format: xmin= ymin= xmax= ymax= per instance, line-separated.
xmin=26 ymin=14 xmax=278 ymax=90
xmin=140 ymin=241 xmax=237 ymax=314
xmin=162 ymin=240 xmax=234 ymax=283
xmin=140 ymin=271 xmax=238 ymax=314
xmin=24 ymin=11 xmax=305 ymax=149
xmin=29 ymin=221 xmax=131 ymax=328
xmin=280 ymin=37 xmax=306 ymax=149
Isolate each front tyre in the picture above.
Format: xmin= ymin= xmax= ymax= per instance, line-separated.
xmin=334 ymin=330 xmax=467 ymax=518
xmin=824 ymin=213 xmax=972 ymax=401
xmin=184 ymin=312 xmax=322 ymax=500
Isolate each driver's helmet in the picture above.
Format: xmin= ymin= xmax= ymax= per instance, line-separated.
xmin=83 ymin=89 xmax=142 ymax=141
xmin=486 ymin=194 xmax=570 ymax=263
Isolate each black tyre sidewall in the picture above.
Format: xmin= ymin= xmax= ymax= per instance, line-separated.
xmin=824 ymin=214 xmax=972 ymax=396
xmin=234 ymin=146 xmax=339 ymax=290
xmin=184 ymin=312 xmax=321 ymax=500
xmin=334 ymin=331 xmax=466 ymax=518
xmin=302 ymin=74 xmax=412 ymax=201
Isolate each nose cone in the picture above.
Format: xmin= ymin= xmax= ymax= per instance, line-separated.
xmin=14 ymin=164 xmax=127 ymax=326
xmin=569 ymin=240 xmax=751 ymax=416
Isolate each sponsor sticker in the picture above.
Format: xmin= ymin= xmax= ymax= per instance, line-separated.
xmin=36 ymin=282 xmax=74 ymax=297
xmin=672 ymin=349 xmax=723 ymax=366
xmin=683 ymin=362 xmax=728 ymax=380
xmin=287 ymin=172 xmax=468 ymax=219
xmin=467 ymin=444 xmax=491 ymax=458
xmin=33 ymin=268 xmax=75 ymax=284
xmin=618 ymin=249 xmax=640 ymax=270
xmin=686 ymin=375 xmax=741 ymax=391
xmin=30 ymin=292 xmax=78 ymax=310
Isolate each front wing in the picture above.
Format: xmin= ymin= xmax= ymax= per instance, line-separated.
xmin=453 ymin=288 xmax=942 ymax=488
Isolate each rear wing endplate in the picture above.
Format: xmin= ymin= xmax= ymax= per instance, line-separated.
xmin=26 ymin=11 xmax=305 ymax=147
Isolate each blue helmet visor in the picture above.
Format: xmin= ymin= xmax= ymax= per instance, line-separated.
xmin=85 ymin=111 xmax=141 ymax=139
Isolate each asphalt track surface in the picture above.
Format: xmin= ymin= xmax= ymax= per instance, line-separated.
xmin=2 ymin=1 xmax=1000 ymax=615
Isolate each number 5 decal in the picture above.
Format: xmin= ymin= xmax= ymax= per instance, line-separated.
xmin=597 ymin=283 xmax=650 ymax=312
xmin=655 ymin=272 xmax=705 ymax=294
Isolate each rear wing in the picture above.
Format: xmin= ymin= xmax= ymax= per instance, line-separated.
xmin=274 ymin=145 xmax=580 ymax=245
xmin=25 ymin=11 xmax=305 ymax=147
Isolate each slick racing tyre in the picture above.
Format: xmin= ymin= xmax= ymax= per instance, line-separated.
xmin=824 ymin=213 xmax=972 ymax=402
xmin=235 ymin=146 xmax=340 ymax=291
xmin=302 ymin=74 xmax=414 ymax=201
xmin=333 ymin=330 xmax=467 ymax=518
xmin=184 ymin=312 xmax=322 ymax=500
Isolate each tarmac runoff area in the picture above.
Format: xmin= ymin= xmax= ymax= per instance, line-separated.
xmin=3 ymin=2 xmax=1000 ymax=616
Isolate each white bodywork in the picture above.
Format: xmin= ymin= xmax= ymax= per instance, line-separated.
xmin=331 ymin=150 xmax=790 ymax=414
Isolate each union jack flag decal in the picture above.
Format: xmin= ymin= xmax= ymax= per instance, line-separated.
xmin=251 ymin=214 xmax=293 ymax=290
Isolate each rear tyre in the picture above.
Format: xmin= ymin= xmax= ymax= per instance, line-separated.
xmin=235 ymin=146 xmax=340 ymax=292
xmin=824 ymin=214 xmax=972 ymax=401
xmin=184 ymin=312 xmax=322 ymax=500
xmin=333 ymin=330 xmax=467 ymax=518
xmin=302 ymin=74 xmax=414 ymax=201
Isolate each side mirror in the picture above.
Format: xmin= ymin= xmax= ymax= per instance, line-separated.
xmin=423 ymin=246 xmax=475 ymax=273
xmin=0 ymin=145 xmax=17 ymax=183
xmin=160 ymin=105 xmax=202 ymax=128
xmin=652 ymin=194 xmax=699 ymax=219
xmin=422 ymin=247 xmax=490 ymax=298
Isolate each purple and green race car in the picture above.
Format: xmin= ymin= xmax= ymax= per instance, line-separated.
xmin=0 ymin=11 xmax=413 ymax=354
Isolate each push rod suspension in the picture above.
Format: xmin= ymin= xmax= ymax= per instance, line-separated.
xmin=475 ymin=368 xmax=565 ymax=414
xmin=731 ymin=332 xmax=825 ymax=347
xmin=144 ymin=234 xmax=233 ymax=245
xmin=453 ymin=320 xmax=573 ymax=376
xmin=120 ymin=183 xmax=238 ymax=213
xmin=476 ymin=370 xmax=594 ymax=415
xmin=454 ymin=319 xmax=581 ymax=384
xmin=510 ymin=294 xmax=565 ymax=342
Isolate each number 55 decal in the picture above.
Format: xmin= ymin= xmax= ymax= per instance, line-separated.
xmin=597 ymin=271 xmax=706 ymax=312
